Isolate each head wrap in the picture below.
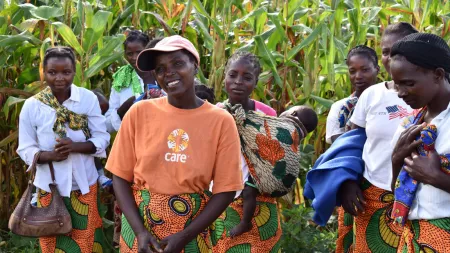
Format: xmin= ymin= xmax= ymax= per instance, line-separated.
xmin=390 ymin=33 xmax=450 ymax=73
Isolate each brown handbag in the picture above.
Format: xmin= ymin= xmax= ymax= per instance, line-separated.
xmin=8 ymin=151 xmax=72 ymax=237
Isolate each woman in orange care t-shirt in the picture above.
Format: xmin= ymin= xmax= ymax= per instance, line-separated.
xmin=106 ymin=35 xmax=243 ymax=253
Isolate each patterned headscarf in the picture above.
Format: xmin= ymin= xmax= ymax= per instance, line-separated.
xmin=34 ymin=86 xmax=90 ymax=139
xmin=112 ymin=64 xmax=143 ymax=95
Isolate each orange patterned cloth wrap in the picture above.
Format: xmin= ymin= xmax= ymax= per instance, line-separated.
xmin=336 ymin=207 xmax=355 ymax=253
xmin=37 ymin=183 xmax=104 ymax=253
xmin=211 ymin=195 xmax=282 ymax=253
xmin=352 ymin=179 xmax=403 ymax=253
xmin=397 ymin=218 xmax=450 ymax=253
xmin=223 ymin=101 xmax=305 ymax=197
xmin=119 ymin=185 xmax=211 ymax=253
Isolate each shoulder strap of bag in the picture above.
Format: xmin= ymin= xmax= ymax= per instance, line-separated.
xmin=29 ymin=152 xmax=56 ymax=183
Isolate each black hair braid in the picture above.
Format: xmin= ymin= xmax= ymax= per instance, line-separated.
xmin=124 ymin=30 xmax=150 ymax=49
xmin=225 ymin=51 xmax=262 ymax=78
xmin=383 ymin=22 xmax=419 ymax=38
xmin=346 ymin=45 xmax=378 ymax=68
xmin=43 ymin=46 xmax=76 ymax=70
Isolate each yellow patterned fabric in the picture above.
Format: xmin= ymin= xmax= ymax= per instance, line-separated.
xmin=34 ymin=86 xmax=90 ymax=139
xmin=38 ymin=184 xmax=103 ymax=253
xmin=120 ymin=185 xmax=212 ymax=253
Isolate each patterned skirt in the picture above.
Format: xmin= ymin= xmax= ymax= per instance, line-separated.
xmin=37 ymin=183 xmax=104 ymax=253
xmin=212 ymin=195 xmax=282 ymax=253
xmin=336 ymin=207 xmax=354 ymax=253
xmin=353 ymin=179 xmax=403 ymax=253
xmin=397 ymin=218 xmax=450 ymax=253
xmin=119 ymin=185 xmax=211 ymax=253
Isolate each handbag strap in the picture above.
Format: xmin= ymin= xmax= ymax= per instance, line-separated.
xmin=29 ymin=151 xmax=56 ymax=183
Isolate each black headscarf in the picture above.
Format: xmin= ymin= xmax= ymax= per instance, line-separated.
xmin=390 ymin=33 xmax=450 ymax=73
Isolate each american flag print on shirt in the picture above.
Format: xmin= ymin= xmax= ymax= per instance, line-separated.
xmin=386 ymin=105 xmax=409 ymax=120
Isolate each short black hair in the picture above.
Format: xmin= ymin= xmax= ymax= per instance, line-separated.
xmin=225 ymin=51 xmax=262 ymax=78
xmin=181 ymin=49 xmax=198 ymax=66
xmin=293 ymin=106 xmax=318 ymax=133
xmin=383 ymin=22 xmax=419 ymax=38
xmin=195 ymin=84 xmax=215 ymax=103
xmin=346 ymin=45 xmax=378 ymax=68
xmin=146 ymin=38 xmax=163 ymax=49
xmin=124 ymin=30 xmax=150 ymax=50
xmin=43 ymin=47 xmax=76 ymax=70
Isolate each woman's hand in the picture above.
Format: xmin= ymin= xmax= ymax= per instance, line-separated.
xmin=136 ymin=230 xmax=163 ymax=253
xmin=403 ymin=150 xmax=442 ymax=186
xmin=55 ymin=138 xmax=74 ymax=155
xmin=338 ymin=180 xmax=366 ymax=216
xmin=117 ymin=96 xmax=136 ymax=120
xmin=392 ymin=123 xmax=425 ymax=167
xmin=39 ymin=150 xmax=68 ymax=163
xmin=160 ymin=231 xmax=191 ymax=253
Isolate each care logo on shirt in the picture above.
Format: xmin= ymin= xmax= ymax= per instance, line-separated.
xmin=165 ymin=129 xmax=189 ymax=163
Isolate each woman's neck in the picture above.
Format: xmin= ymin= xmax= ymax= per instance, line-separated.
xmin=229 ymin=98 xmax=254 ymax=112
xmin=425 ymin=82 xmax=450 ymax=121
xmin=53 ymin=89 xmax=71 ymax=104
xmin=168 ymin=90 xmax=204 ymax=109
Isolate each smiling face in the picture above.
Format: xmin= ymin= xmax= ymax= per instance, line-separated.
xmin=347 ymin=54 xmax=379 ymax=95
xmin=390 ymin=55 xmax=440 ymax=109
xmin=154 ymin=50 xmax=197 ymax=99
xmin=225 ymin=59 xmax=257 ymax=104
xmin=125 ymin=41 xmax=146 ymax=70
xmin=44 ymin=57 xmax=75 ymax=94
xmin=381 ymin=34 xmax=403 ymax=75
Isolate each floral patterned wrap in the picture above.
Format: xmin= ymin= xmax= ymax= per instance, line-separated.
xmin=223 ymin=101 xmax=305 ymax=197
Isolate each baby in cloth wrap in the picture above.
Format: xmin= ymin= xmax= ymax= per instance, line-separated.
xmin=224 ymin=103 xmax=318 ymax=237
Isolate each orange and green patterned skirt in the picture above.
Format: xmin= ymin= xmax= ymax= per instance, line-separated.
xmin=336 ymin=207 xmax=354 ymax=253
xmin=37 ymin=183 xmax=104 ymax=253
xmin=211 ymin=195 xmax=282 ymax=253
xmin=119 ymin=185 xmax=211 ymax=253
xmin=353 ymin=179 xmax=403 ymax=253
xmin=397 ymin=217 xmax=450 ymax=253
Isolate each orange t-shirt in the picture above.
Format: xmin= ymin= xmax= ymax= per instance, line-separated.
xmin=106 ymin=97 xmax=243 ymax=195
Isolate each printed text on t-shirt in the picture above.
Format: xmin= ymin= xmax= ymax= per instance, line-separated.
xmin=165 ymin=129 xmax=189 ymax=163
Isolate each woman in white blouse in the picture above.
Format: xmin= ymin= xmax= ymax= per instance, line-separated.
xmin=105 ymin=31 xmax=159 ymax=133
xmin=17 ymin=47 xmax=110 ymax=253
xmin=390 ymin=33 xmax=450 ymax=252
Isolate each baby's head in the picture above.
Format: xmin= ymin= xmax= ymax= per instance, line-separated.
xmin=93 ymin=89 xmax=109 ymax=115
xmin=280 ymin=106 xmax=318 ymax=133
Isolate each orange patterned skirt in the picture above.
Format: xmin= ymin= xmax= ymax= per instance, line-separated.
xmin=397 ymin=218 xmax=450 ymax=253
xmin=119 ymin=185 xmax=211 ymax=253
xmin=37 ymin=183 xmax=104 ymax=253
xmin=212 ymin=195 xmax=282 ymax=253
xmin=336 ymin=207 xmax=354 ymax=253
xmin=353 ymin=179 xmax=404 ymax=253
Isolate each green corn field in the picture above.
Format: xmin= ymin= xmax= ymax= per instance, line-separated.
xmin=1 ymin=0 xmax=450 ymax=251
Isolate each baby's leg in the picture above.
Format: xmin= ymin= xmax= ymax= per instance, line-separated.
xmin=230 ymin=184 xmax=258 ymax=237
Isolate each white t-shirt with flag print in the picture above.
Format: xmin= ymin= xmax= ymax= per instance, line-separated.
xmin=350 ymin=82 xmax=413 ymax=191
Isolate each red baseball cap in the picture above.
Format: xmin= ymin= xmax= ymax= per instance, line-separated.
xmin=137 ymin=35 xmax=200 ymax=72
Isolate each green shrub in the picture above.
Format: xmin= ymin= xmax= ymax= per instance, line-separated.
xmin=281 ymin=205 xmax=337 ymax=253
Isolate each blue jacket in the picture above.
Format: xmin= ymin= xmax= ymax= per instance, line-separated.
xmin=304 ymin=128 xmax=366 ymax=226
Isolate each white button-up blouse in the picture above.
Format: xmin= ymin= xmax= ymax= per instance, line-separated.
xmin=17 ymin=84 xmax=110 ymax=197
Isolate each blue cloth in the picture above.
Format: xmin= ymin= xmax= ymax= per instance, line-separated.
xmin=304 ymin=128 xmax=367 ymax=226
xmin=134 ymin=84 xmax=166 ymax=103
